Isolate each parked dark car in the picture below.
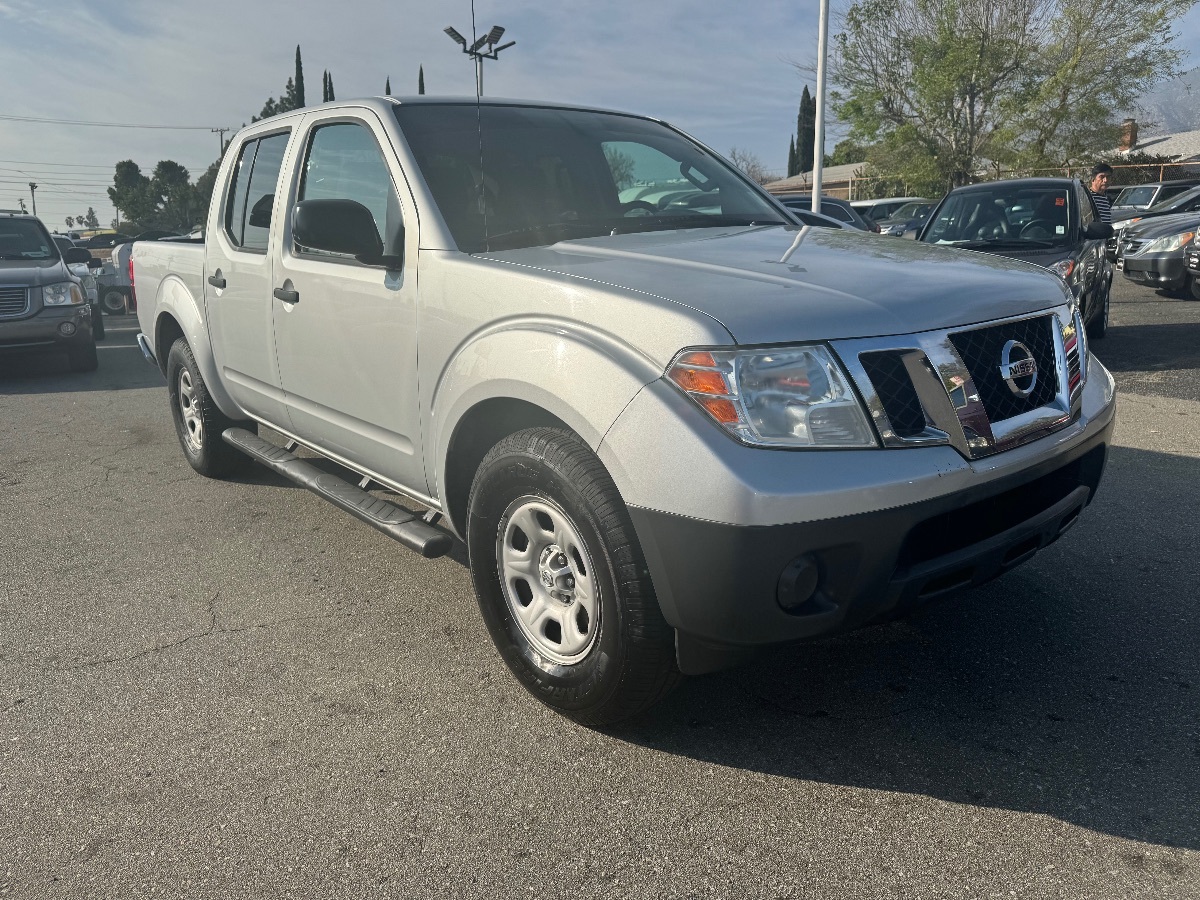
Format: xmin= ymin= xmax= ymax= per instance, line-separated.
xmin=877 ymin=200 xmax=934 ymax=237
xmin=1111 ymin=183 xmax=1200 ymax=226
xmin=774 ymin=193 xmax=876 ymax=231
xmin=1116 ymin=212 xmax=1199 ymax=295
xmin=82 ymin=232 xmax=134 ymax=249
xmin=1111 ymin=179 xmax=1200 ymax=213
xmin=1184 ymin=231 xmax=1200 ymax=300
xmin=918 ymin=177 xmax=1114 ymax=337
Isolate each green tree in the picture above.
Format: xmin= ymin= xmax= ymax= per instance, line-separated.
xmin=82 ymin=207 xmax=99 ymax=229
xmin=294 ymin=45 xmax=305 ymax=107
xmin=107 ymin=161 xmax=157 ymax=224
xmin=326 ymin=72 xmax=335 ymax=101
xmin=833 ymin=0 xmax=1198 ymax=191
xmin=418 ymin=65 xmax=425 ymax=95
xmin=65 ymin=216 xmax=75 ymax=228
xmin=787 ymin=136 xmax=798 ymax=178
xmin=385 ymin=76 xmax=392 ymax=95
xmin=797 ymin=85 xmax=815 ymax=174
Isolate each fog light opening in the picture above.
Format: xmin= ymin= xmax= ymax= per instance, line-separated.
xmin=777 ymin=555 xmax=822 ymax=614
xmin=58 ymin=322 xmax=77 ymax=336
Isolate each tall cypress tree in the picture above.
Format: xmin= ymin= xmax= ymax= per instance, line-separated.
xmin=321 ymin=71 xmax=328 ymax=102
xmin=294 ymin=45 xmax=305 ymax=108
xmin=385 ymin=76 xmax=391 ymax=95
xmin=326 ymin=72 xmax=335 ymax=101
xmin=797 ymin=86 xmax=815 ymax=174
xmin=418 ymin=65 xmax=425 ymax=95
xmin=787 ymin=136 xmax=798 ymax=178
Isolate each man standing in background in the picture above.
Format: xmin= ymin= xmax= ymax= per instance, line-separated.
xmin=1088 ymin=163 xmax=1114 ymax=223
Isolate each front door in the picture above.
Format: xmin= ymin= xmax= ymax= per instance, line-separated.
xmin=204 ymin=129 xmax=292 ymax=424
xmin=271 ymin=114 xmax=427 ymax=495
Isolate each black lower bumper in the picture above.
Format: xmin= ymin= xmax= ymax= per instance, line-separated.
xmin=0 ymin=305 xmax=94 ymax=353
xmin=1122 ymin=255 xmax=1186 ymax=289
xmin=629 ymin=417 xmax=1113 ymax=675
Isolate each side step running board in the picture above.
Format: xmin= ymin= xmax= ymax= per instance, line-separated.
xmin=222 ymin=427 xmax=453 ymax=559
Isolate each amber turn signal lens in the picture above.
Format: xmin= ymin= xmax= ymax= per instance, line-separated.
xmin=669 ymin=368 xmax=728 ymax=395
xmin=697 ymin=396 xmax=740 ymax=425
xmin=676 ymin=350 xmax=717 ymax=367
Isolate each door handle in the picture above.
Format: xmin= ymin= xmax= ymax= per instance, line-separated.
xmin=207 ymin=274 xmax=226 ymax=289
xmin=273 ymin=287 xmax=299 ymax=304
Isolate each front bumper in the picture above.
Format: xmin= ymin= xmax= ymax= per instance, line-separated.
xmin=1185 ymin=248 xmax=1199 ymax=275
xmin=600 ymin=354 xmax=1116 ymax=673
xmin=1121 ymin=252 xmax=1187 ymax=289
xmin=0 ymin=304 xmax=94 ymax=353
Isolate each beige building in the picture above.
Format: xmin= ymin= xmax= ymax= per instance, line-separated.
xmin=762 ymin=162 xmax=869 ymax=199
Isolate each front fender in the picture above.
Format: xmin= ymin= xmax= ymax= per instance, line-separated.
xmin=154 ymin=276 xmax=240 ymax=418
xmin=430 ymin=320 xmax=667 ymax=506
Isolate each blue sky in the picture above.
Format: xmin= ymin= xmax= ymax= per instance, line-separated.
xmin=2 ymin=0 xmax=1199 ymax=229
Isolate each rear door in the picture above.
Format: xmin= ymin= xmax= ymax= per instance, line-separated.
xmin=270 ymin=112 xmax=426 ymax=494
xmin=204 ymin=128 xmax=293 ymax=424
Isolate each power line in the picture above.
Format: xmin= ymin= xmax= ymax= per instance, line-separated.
xmin=0 ymin=113 xmax=225 ymax=130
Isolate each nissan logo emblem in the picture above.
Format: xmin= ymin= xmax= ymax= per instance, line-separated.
xmin=999 ymin=340 xmax=1038 ymax=397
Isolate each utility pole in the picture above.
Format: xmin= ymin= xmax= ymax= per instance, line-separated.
xmin=212 ymin=128 xmax=230 ymax=157
xmin=811 ymin=0 xmax=830 ymax=213
xmin=443 ymin=25 xmax=515 ymax=96
xmin=28 ymin=182 xmax=37 ymax=217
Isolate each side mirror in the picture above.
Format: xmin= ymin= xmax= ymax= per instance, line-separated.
xmin=1085 ymin=221 xmax=1114 ymax=240
xmin=86 ymin=257 xmax=103 ymax=269
xmin=247 ymin=193 xmax=274 ymax=229
xmin=63 ymin=247 xmax=92 ymax=264
xmin=293 ymin=199 xmax=401 ymax=268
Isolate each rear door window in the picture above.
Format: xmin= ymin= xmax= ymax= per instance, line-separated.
xmin=241 ymin=133 xmax=290 ymax=252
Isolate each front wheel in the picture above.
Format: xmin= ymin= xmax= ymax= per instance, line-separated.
xmin=1189 ymin=275 xmax=1200 ymax=301
xmin=466 ymin=427 xmax=679 ymax=726
xmin=166 ymin=338 xmax=252 ymax=477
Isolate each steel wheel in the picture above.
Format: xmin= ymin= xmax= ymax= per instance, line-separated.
xmin=496 ymin=495 xmax=600 ymax=666
xmin=177 ymin=367 xmax=204 ymax=454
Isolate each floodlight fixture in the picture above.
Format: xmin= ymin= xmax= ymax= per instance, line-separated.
xmin=445 ymin=22 xmax=515 ymax=95
xmin=444 ymin=26 xmax=467 ymax=47
xmin=493 ymin=41 xmax=516 ymax=53
xmin=469 ymin=34 xmax=490 ymax=52
xmin=486 ymin=26 xmax=506 ymax=45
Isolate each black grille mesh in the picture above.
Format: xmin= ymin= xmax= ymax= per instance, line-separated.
xmin=950 ymin=316 xmax=1057 ymax=423
xmin=860 ymin=351 xmax=927 ymax=438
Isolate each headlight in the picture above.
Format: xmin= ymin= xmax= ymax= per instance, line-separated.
xmin=42 ymin=282 xmax=85 ymax=306
xmin=667 ymin=345 xmax=877 ymax=448
xmin=1048 ymin=259 xmax=1075 ymax=280
xmin=1144 ymin=231 xmax=1196 ymax=254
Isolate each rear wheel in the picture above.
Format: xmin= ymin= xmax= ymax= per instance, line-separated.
xmin=166 ymin=338 xmax=252 ymax=477
xmin=101 ymin=288 xmax=126 ymax=315
xmin=466 ymin=427 xmax=680 ymax=726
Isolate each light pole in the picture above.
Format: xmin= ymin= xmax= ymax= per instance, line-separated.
xmin=444 ymin=25 xmax=515 ymax=96
xmin=28 ymin=182 xmax=37 ymax=217
xmin=811 ymin=0 xmax=830 ymax=213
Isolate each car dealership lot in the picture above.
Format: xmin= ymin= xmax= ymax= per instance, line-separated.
xmin=1 ymin=284 xmax=1198 ymax=898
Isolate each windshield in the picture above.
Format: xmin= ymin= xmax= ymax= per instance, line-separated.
xmin=920 ymin=186 xmax=1074 ymax=249
xmin=888 ymin=201 xmax=931 ymax=220
xmin=1114 ymin=186 xmax=1157 ymax=208
xmin=0 ymin=218 xmax=56 ymax=260
xmin=394 ymin=104 xmax=787 ymax=252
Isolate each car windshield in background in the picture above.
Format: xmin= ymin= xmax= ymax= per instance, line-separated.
xmin=0 ymin=219 xmax=55 ymax=260
xmin=1148 ymin=184 xmax=1200 ymax=211
xmin=1115 ymin=186 xmax=1156 ymax=207
xmin=921 ymin=187 xmax=1074 ymax=249
xmin=393 ymin=104 xmax=787 ymax=252
xmin=889 ymin=201 xmax=931 ymax=220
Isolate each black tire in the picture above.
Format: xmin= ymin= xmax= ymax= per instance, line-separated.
xmin=1085 ymin=288 xmax=1109 ymax=340
xmin=101 ymin=288 xmax=126 ymax=315
xmin=165 ymin=338 xmax=252 ymax=477
xmin=67 ymin=340 xmax=98 ymax=372
xmin=466 ymin=427 xmax=680 ymax=726
xmin=91 ymin=306 xmax=106 ymax=341
xmin=1189 ymin=275 xmax=1200 ymax=301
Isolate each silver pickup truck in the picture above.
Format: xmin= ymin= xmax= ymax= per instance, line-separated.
xmin=134 ymin=97 xmax=1116 ymax=724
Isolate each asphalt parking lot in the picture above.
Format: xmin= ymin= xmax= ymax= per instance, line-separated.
xmin=1 ymin=276 xmax=1198 ymax=898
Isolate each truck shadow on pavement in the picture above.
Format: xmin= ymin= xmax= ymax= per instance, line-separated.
xmin=1093 ymin=322 xmax=1200 ymax=374
xmin=0 ymin=317 xmax=160 ymax=394
xmin=613 ymin=443 xmax=1200 ymax=851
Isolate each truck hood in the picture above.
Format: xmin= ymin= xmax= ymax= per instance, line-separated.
xmin=0 ymin=258 xmax=71 ymax=287
xmin=484 ymin=225 xmax=1068 ymax=343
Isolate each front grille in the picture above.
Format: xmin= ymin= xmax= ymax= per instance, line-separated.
xmin=0 ymin=286 xmax=29 ymax=318
xmin=1122 ymin=238 xmax=1147 ymax=255
xmin=949 ymin=315 xmax=1058 ymax=424
xmin=860 ymin=350 xmax=927 ymax=438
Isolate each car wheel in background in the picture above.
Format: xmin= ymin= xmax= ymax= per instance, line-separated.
xmin=101 ymin=288 xmax=127 ymax=315
xmin=1086 ymin=289 xmax=1109 ymax=340
xmin=67 ymin=340 xmax=98 ymax=372
xmin=466 ymin=427 xmax=680 ymax=726
xmin=1189 ymin=275 xmax=1200 ymax=301
xmin=166 ymin=338 xmax=253 ymax=477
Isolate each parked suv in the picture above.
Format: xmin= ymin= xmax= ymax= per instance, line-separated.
xmin=0 ymin=213 xmax=99 ymax=371
xmin=918 ymin=178 xmax=1114 ymax=337
xmin=1111 ymin=179 xmax=1200 ymax=212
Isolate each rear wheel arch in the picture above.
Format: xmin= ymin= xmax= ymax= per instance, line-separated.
xmin=155 ymin=312 xmax=185 ymax=377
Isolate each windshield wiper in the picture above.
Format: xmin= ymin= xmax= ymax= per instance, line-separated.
xmin=612 ymin=213 xmax=783 ymax=235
